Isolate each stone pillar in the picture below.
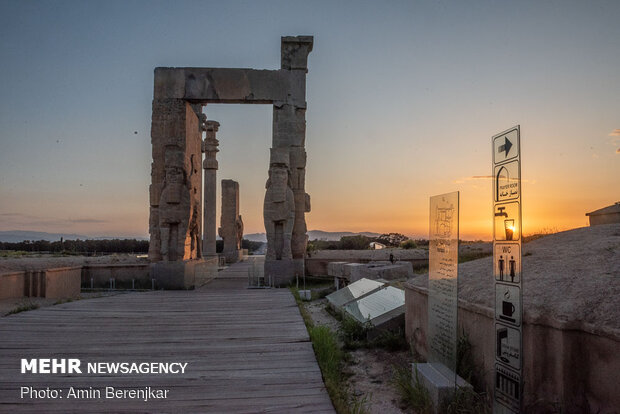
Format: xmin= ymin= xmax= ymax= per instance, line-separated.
xmin=149 ymin=98 xmax=202 ymax=262
xmin=219 ymin=179 xmax=243 ymax=263
xmin=148 ymin=81 xmax=204 ymax=288
xmin=265 ymin=36 xmax=313 ymax=285
xmin=202 ymin=119 xmax=220 ymax=257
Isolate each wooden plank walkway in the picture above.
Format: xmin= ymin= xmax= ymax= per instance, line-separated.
xmin=0 ymin=258 xmax=334 ymax=413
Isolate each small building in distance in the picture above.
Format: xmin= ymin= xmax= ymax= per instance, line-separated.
xmin=586 ymin=201 xmax=620 ymax=226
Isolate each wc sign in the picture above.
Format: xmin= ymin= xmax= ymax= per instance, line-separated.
xmin=492 ymin=126 xmax=523 ymax=414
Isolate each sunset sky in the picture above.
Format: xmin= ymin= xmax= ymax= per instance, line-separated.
xmin=0 ymin=0 xmax=618 ymax=240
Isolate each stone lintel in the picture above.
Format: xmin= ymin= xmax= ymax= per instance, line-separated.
xmin=154 ymin=68 xmax=301 ymax=104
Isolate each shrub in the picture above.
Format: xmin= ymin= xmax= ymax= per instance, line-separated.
xmin=392 ymin=364 xmax=433 ymax=413
xmin=400 ymin=239 xmax=417 ymax=249
xmin=6 ymin=302 xmax=39 ymax=315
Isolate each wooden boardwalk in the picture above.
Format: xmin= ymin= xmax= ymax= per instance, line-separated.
xmin=0 ymin=258 xmax=334 ymax=413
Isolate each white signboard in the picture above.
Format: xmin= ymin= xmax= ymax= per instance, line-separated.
xmin=428 ymin=191 xmax=459 ymax=382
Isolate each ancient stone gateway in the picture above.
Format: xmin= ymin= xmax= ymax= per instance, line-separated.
xmin=148 ymin=36 xmax=313 ymax=287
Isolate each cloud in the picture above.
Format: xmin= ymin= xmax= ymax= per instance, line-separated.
xmin=70 ymin=219 xmax=108 ymax=224
xmin=453 ymin=175 xmax=535 ymax=185
xmin=453 ymin=175 xmax=493 ymax=184
xmin=609 ymin=129 xmax=620 ymax=136
xmin=0 ymin=213 xmax=108 ymax=227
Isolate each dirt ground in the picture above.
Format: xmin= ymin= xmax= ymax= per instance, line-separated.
xmin=305 ymin=298 xmax=413 ymax=414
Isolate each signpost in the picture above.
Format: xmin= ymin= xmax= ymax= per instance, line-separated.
xmin=492 ymin=126 xmax=523 ymax=413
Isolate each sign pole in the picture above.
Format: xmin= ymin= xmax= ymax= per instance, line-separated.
xmin=492 ymin=126 xmax=523 ymax=413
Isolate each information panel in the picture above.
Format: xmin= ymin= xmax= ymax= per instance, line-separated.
xmin=492 ymin=126 xmax=523 ymax=413
xmin=428 ymin=191 xmax=459 ymax=382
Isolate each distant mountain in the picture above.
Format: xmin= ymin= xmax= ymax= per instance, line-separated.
xmin=307 ymin=230 xmax=381 ymax=241
xmin=0 ymin=230 xmax=89 ymax=243
xmin=244 ymin=233 xmax=267 ymax=243
xmin=244 ymin=230 xmax=382 ymax=243
xmin=0 ymin=230 xmax=148 ymax=243
xmin=2 ymin=229 xmax=385 ymax=244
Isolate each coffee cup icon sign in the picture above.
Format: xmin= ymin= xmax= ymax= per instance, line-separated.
xmin=503 ymin=301 xmax=515 ymax=317
xmin=500 ymin=299 xmax=517 ymax=324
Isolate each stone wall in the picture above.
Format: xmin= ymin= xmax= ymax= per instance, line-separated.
xmin=306 ymin=248 xmax=428 ymax=277
xmin=0 ymin=271 xmax=26 ymax=299
xmin=0 ymin=268 xmax=80 ymax=300
xmin=81 ymin=264 xmax=150 ymax=289
xmin=405 ymin=284 xmax=620 ymax=413
xmin=43 ymin=267 xmax=81 ymax=298
xmin=327 ymin=261 xmax=413 ymax=282
xmin=589 ymin=211 xmax=620 ymax=225
xmin=405 ymin=225 xmax=620 ymax=413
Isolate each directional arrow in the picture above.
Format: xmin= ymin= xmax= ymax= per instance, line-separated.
xmin=498 ymin=136 xmax=513 ymax=157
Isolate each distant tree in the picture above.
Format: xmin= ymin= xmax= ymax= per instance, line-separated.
xmin=0 ymin=239 xmax=149 ymax=254
xmin=400 ymin=239 xmax=417 ymax=249
xmin=376 ymin=233 xmax=408 ymax=247
xmin=241 ymin=239 xmax=263 ymax=253
xmin=307 ymin=239 xmax=339 ymax=251
xmin=340 ymin=235 xmax=373 ymax=250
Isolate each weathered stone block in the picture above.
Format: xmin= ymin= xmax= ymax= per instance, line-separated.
xmin=0 ymin=272 xmax=25 ymax=299
xmin=349 ymin=261 xmax=413 ymax=282
xmin=43 ymin=267 xmax=81 ymax=299
xmin=327 ymin=262 xmax=349 ymax=277
xmin=272 ymin=104 xmax=307 ymax=148
xmin=264 ymin=259 xmax=295 ymax=287
xmin=154 ymin=68 xmax=185 ymax=99
xmin=413 ymin=363 xmax=472 ymax=413
xmin=281 ymin=36 xmax=314 ymax=71
xmin=194 ymin=256 xmax=219 ymax=287
xmin=343 ymin=263 xmax=366 ymax=279
xmin=219 ymin=179 xmax=242 ymax=263
xmin=150 ymin=260 xmax=210 ymax=289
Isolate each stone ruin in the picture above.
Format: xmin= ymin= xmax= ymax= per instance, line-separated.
xmin=148 ymin=36 xmax=313 ymax=287
xmin=201 ymin=118 xmax=219 ymax=258
xmin=219 ymin=179 xmax=243 ymax=264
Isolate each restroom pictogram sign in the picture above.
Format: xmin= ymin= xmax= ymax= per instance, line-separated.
xmin=494 ymin=243 xmax=521 ymax=283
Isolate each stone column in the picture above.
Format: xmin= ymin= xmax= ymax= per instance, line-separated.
xmin=148 ymin=98 xmax=202 ymax=263
xmin=148 ymin=70 xmax=204 ymax=289
xmin=202 ymin=119 xmax=219 ymax=257
xmin=265 ymin=36 xmax=313 ymax=284
xmin=219 ymin=179 xmax=243 ymax=263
